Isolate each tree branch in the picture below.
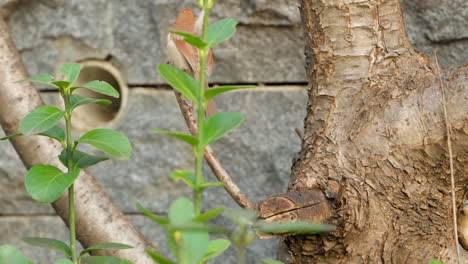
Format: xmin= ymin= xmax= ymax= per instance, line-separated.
xmin=0 ymin=16 xmax=155 ymax=263
xmin=174 ymin=91 xmax=255 ymax=209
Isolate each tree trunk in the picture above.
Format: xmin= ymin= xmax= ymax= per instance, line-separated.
xmin=283 ymin=0 xmax=467 ymax=263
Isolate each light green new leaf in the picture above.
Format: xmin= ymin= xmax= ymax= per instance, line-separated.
xmin=145 ymin=249 xmax=175 ymax=264
xmin=70 ymin=94 xmax=111 ymax=110
xmin=207 ymin=0 xmax=217 ymax=8
xmin=261 ymin=259 xmax=285 ymax=264
xmin=257 ymin=221 xmax=334 ymax=236
xmin=428 ymin=260 xmax=444 ymax=264
xmin=19 ymin=106 xmax=65 ymax=136
xmin=202 ymin=112 xmax=244 ymax=145
xmin=133 ymin=199 xmax=169 ymax=226
xmin=22 ymin=237 xmax=72 ymax=257
xmin=169 ymin=30 xmax=207 ymax=48
xmin=77 ymin=80 xmax=119 ymax=98
xmin=157 ymin=64 xmax=199 ymax=101
xmin=59 ymin=149 xmax=109 ymax=169
xmin=170 ymin=170 xmax=196 ymax=188
xmin=81 ymin=256 xmax=126 ymax=264
xmin=25 ymin=165 xmax=80 ymax=203
xmin=0 ymin=244 xmax=35 ymax=264
xmin=16 ymin=74 xmax=57 ymax=88
xmin=80 ymin=243 xmax=133 ymax=257
xmin=201 ymin=239 xmax=231 ymax=262
xmin=168 ymin=198 xmax=209 ymax=264
xmin=205 ymin=85 xmax=255 ymax=101
xmin=152 ymin=129 xmax=198 ymax=146
xmin=0 ymin=133 xmax=23 ymax=141
xmin=199 ymin=182 xmax=224 ymax=189
xmin=60 ymin=62 xmax=81 ymax=84
xmin=193 ymin=207 xmax=224 ymax=222
xmin=51 ymin=81 xmax=71 ymax=90
xmin=169 ymin=198 xmax=196 ymax=225
xmin=38 ymin=125 xmax=65 ymax=144
xmin=54 ymin=259 xmax=73 ymax=264
xmin=78 ymin=129 xmax=132 ymax=160
xmin=207 ymin=19 xmax=238 ymax=47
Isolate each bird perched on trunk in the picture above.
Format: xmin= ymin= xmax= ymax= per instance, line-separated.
xmin=166 ymin=8 xmax=216 ymax=116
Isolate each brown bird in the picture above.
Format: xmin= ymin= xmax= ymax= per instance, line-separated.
xmin=167 ymin=8 xmax=216 ymax=116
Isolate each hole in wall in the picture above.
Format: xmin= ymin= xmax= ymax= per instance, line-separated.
xmin=71 ymin=60 xmax=127 ymax=131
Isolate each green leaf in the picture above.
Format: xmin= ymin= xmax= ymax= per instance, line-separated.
xmin=80 ymin=243 xmax=133 ymax=257
xmin=70 ymin=94 xmax=112 ymax=110
xmin=207 ymin=19 xmax=238 ymax=47
xmin=201 ymin=239 xmax=231 ymax=262
xmin=169 ymin=30 xmax=207 ymax=48
xmin=169 ymin=198 xmax=195 ymax=225
xmin=38 ymin=125 xmax=65 ymax=144
xmin=60 ymin=62 xmax=81 ymax=84
xmin=170 ymin=170 xmax=196 ymax=188
xmin=205 ymin=85 xmax=255 ymax=101
xmin=257 ymin=221 xmax=334 ymax=235
xmin=54 ymin=259 xmax=73 ymax=264
xmin=59 ymin=149 xmax=109 ymax=169
xmin=81 ymin=256 xmax=126 ymax=264
xmin=193 ymin=207 xmax=224 ymax=222
xmin=77 ymin=80 xmax=119 ymax=98
xmin=168 ymin=198 xmax=209 ymax=264
xmin=51 ymin=81 xmax=71 ymax=89
xmin=0 ymin=133 xmax=23 ymax=140
xmin=428 ymin=260 xmax=444 ymax=264
xmin=16 ymin=74 xmax=57 ymax=88
xmin=207 ymin=0 xmax=217 ymax=8
xmin=0 ymin=244 xmax=34 ymax=264
xmin=22 ymin=237 xmax=72 ymax=257
xmin=198 ymin=182 xmax=224 ymax=189
xmin=202 ymin=112 xmax=244 ymax=145
xmin=78 ymin=129 xmax=132 ymax=160
xmin=25 ymin=165 xmax=79 ymax=203
xmin=224 ymin=208 xmax=257 ymax=225
xmin=19 ymin=106 xmax=65 ymax=136
xmin=145 ymin=249 xmax=175 ymax=264
xmin=157 ymin=64 xmax=199 ymax=101
xmin=133 ymin=199 xmax=169 ymax=226
xmin=261 ymin=259 xmax=285 ymax=264
xmin=152 ymin=129 xmax=198 ymax=146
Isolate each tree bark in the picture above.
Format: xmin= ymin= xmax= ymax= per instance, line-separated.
xmin=283 ymin=0 xmax=467 ymax=263
xmin=0 ymin=16 xmax=155 ymax=263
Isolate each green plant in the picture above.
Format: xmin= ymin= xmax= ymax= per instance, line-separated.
xmin=0 ymin=63 xmax=134 ymax=264
xmin=135 ymin=1 xmax=334 ymax=264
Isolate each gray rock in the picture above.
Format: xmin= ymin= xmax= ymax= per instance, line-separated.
xmin=402 ymin=0 xmax=468 ymax=67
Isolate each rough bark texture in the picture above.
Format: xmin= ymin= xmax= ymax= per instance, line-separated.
xmin=0 ymin=16 xmax=154 ymax=263
xmin=284 ymin=0 xmax=468 ymax=263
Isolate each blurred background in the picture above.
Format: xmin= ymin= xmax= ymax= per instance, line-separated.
xmin=0 ymin=0 xmax=466 ymax=263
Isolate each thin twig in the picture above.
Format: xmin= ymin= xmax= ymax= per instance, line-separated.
xmin=434 ymin=50 xmax=460 ymax=263
xmin=174 ymin=91 xmax=255 ymax=209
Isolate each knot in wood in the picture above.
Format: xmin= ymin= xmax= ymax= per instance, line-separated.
xmin=258 ymin=189 xmax=331 ymax=224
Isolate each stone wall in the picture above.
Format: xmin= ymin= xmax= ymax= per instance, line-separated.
xmin=0 ymin=1 xmax=466 ymax=263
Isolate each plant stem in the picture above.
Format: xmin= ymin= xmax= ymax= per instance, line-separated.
xmin=64 ymin=92 xmax=78 ymax=264
xmin=237 ymin=246 xmax=246 ymax=264
xmin=193 ymin=7 xmax=211 ymax=215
